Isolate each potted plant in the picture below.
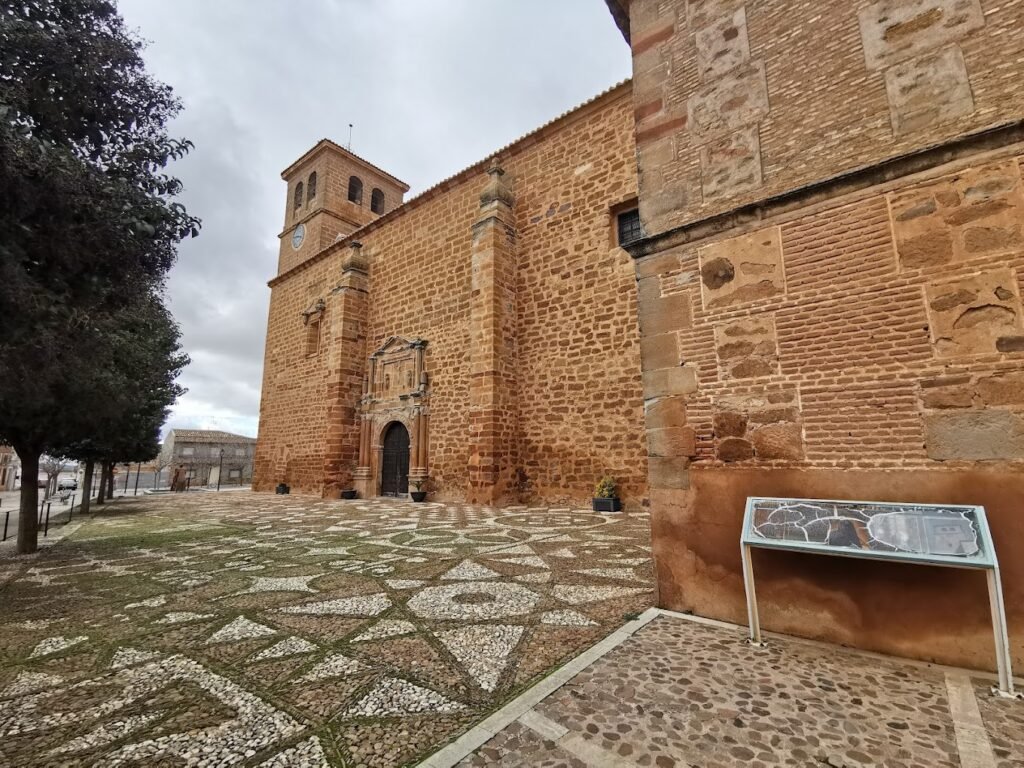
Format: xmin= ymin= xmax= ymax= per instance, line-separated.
xmin=340 ymin=488 xmax=358 ymax=500
xmin=409 ymin=477 xmax=428 ymax=503
xmin=275 ymin=482 xmax=290 ymax=495
xmin=592 ymin=476 xmax=622 ymax=513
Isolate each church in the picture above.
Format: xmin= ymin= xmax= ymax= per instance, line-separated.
xmin=255 ymin=0 xmax=1024 ymax=672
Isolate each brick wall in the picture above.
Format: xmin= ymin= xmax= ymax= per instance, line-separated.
xmin=627 ymin=0 xmax=1024 ymax=237
xmin=255 ymin=84 xmax=647 ymax=506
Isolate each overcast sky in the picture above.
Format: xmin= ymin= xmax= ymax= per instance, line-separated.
xmin=116 ymin=0 xmax=631 ymax=439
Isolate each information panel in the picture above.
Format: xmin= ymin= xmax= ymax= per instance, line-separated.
xmin=739 ymin=496 xmax=1017 ymax=697
xmin=742 ymin=497 xmax=994 ymax=568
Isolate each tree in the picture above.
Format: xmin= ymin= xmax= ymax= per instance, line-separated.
xmin=0 ymin=0 xmax=198 ymax=553
xmin=39 ymin=454 xmax=66 ymax=498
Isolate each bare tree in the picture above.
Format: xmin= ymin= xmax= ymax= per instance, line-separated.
xmin=39 ymin=454 xmax=66 ymax=499
xmin=153 ymin=452 xmax=174 ymax=489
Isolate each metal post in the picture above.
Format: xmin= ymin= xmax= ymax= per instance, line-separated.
xmin=217 ymin=450 xmax=223 ymax=492
xmin=44 ymin=503 xmax=51 ymax=537
xmin=2 ymin=509 xmax=8 ymax=542
xmin=741 ymin=543 xmax=766 ymax=646
xmin=68 ymin=494 xmax=75 ymax=523
xmin=986 ymin=566 xmax=1019 ymax=698
xmin=124 ymin=463 xmax=130 ymax=493
xmin=134 ymin=462 xmax=141 ymax=496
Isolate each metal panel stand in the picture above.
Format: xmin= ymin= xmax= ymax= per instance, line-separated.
xmin=986 ymin=566 xmax=1020 ymax=699
xmin=741 ymin=543 xmax=766 ymax=647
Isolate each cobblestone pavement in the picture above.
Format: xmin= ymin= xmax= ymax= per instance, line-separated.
xmin=0 ymin=493 xmax=653 ymax=767
xmin=460 ymin=614 xmax=1024 ymax=768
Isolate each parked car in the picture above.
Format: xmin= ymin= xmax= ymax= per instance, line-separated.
xmin=57 ymin=478 xmax=78 ymax=491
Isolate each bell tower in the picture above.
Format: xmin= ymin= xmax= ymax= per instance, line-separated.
xmin=277 ymin=140 xmax=409 ymax=275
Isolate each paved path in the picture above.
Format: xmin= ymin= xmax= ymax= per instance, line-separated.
xmin=450 ymin=611 xmax=1024 ymax=768
xmin=0 ymin=492 xmax=652 ymax=767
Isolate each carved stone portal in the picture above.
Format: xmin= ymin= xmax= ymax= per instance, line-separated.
xmin=353 ymin=336 xmax=429 ymax=498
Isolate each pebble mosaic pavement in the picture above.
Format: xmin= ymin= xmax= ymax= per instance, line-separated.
xmin=461 ymin=615 xmax=1024 ymax=768
xmin=0 ymin=493 xmax=653 ymax=767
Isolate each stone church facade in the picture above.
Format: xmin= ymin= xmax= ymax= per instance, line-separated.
xmin=256 ymin=0 xmax=1024 ymax=670
xmin=254 ymin=84 xmax=648 ymax=508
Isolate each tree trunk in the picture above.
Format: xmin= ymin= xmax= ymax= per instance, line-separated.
xmin=16 ymin=447 xmax=40 ymax=554
xmin=96 ymin=461 xmax=107 ymax=504
xmin=81 ymin=460 xmax=94 ymax=515
xmin=106 ymin=462 xmax=114 ymax=498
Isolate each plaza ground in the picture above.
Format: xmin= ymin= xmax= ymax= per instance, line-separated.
xmin=0 ymin=493 xmax=1019 ymax=767
xmin=0 ymin=492 xmax=653 ymax=766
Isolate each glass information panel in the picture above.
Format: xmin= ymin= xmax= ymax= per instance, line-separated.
xmin=741 ymin=497 xmax=995 ymax=569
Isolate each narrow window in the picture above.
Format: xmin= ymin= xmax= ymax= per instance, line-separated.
xmin=616 ymin=208 xmax=642 ymax=247
xmin=370 ymin=187 xmax=385 ymax=214
xmin=348 ymin=176 xmax=363 ymax=204
xmin=293 ymin=181 xmax=304 ymax=213
xmin=307 ymin=171 xmax=317 ymax=203
xmin=305 ymin=318 xmax=321 ymax=357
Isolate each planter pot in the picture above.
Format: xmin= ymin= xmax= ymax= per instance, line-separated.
xmin=275 ymin=483 xmax=290 ymax=495
xmin=592 ymin=496 xmax=621 ymax=513
xmin=410 ymin=491 xmax=427 ymax=502
xmin=340 ymin=489 xmax=358 ymax=500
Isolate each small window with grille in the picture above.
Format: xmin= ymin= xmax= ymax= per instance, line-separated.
xmin=616 ymin=208 xmax=642 ymax=247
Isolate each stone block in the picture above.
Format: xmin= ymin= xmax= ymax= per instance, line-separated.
xmin=687 ymin=0 xmax=747 ymax=30
xmin=718 ymin=437 xmax=754 ymax=462
xmin=885 ymin=45 xmax=974 ymax=136
xmin=647 ymin=426 xmax=697 ymax=457
xmin=713 ymin=315 xmax=780 ymax=380
xmin=643 ymin=365 xmax=699 ymax=399
xmin=858 ymin=0 xmax=984 ymax=70
xmin=646 ymin=396 xmax=688 ymax=430
xmin=689 ymin=62 xmax=768 ymax=142
xmin=890 ymin=160 xmax=1024 ymax=270
xmin=750 ymin=422 xmax=805 ymax=461
xmin=713 ymin=410 xmax=747 ymax=437
xmin=639 ymin=291 xmax=692 ymax=336
xmin=924 ymin=410 xmax=1024 ymax=460
xmin=634 ymin=250 xmax=681 ymax=280
xmin=974 ymin=371 xmax=1024 ymax=406
xmin=640 ymin=333 xmax=680 ymax=372
xmin=925 ymin=269 xmax=1024 ymax=357
xmin=700 ymin=126 xmax=763 ymax=199
xmin=694 ymin=7 xmax=750 ymax=81
xmin=698 ymin=226 xmax=785 ymax=310
xmin=647 ymin=456 xmax=691 ymax=489
xmin=996 ymin=336 xmax=1024 ymax=353
xmin=920 ymin=386 xmax=973 ymax=409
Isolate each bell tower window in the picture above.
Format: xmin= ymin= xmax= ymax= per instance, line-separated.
xmin=293 ymin=181 xmax=304 ymax=215
xmin=307 ymin=171 xmax=317 ymax=203
xmin=371 ymin=188 xmax=385 ymax=214
xmin=348 ymin=176 xmax=364 ymax=205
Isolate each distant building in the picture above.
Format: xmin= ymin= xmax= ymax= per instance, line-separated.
xmin=0 ymin=445 xmax=16 ymax=491
xmin=161 ymin=430 xmax=256 ymax=487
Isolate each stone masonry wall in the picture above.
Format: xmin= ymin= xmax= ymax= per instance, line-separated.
xmin=628 ymin=0 xmax=1024 ymax=237
xmin=255 ymin=85 xmax=648 ymax=506
xmin=636 ymin=148 xmax=1024 ymax=669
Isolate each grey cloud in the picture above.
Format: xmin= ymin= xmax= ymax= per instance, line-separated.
xmin=117 ymin=0 xmax=630 ymax=439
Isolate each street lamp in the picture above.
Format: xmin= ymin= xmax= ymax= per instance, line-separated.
xmin=217 ymin=449 xmax=224 ymax=492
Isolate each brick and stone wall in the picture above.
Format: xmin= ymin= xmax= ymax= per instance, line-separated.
xmin=615 ymin=0 xmax=1024 ymax=671
xmin=254 ymin=84 xmax=647 ymax=508
xmin=627 ymin=0 xmax=1024 ymax=236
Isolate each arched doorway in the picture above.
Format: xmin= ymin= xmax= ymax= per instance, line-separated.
xmin=380 ymin=422 xmax=410 ymax=497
